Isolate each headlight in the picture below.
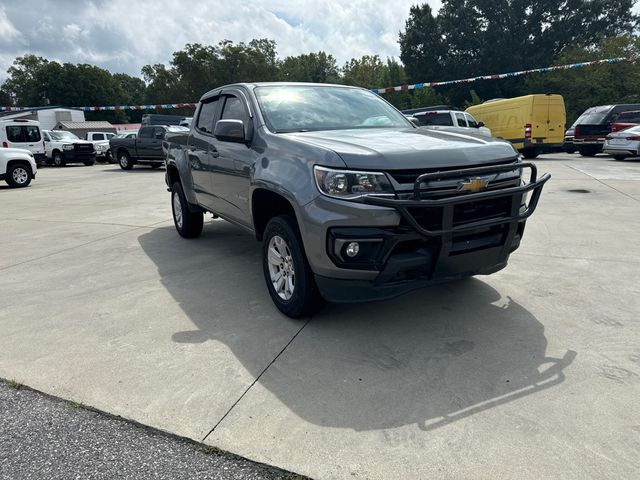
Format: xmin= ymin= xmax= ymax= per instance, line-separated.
xmin=62 ymin=144 xmax=74 ymax=150
xmin=314 ymin=166 xmax=394 ymax=199
xmin=95 ymin=145 xmax=103 ymax=152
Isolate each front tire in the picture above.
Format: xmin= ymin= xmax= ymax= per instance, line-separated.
xmin=522 ymin=149 xmax=539 ymax=159
xmin=171 ymin=182 xmax=203 ymax=238
xmin=262 ymin=215 xmax=323 ymax=318
xmin=5 ymin=163 xmax=32 ymax=188
xmin=83 ymin=160 xmax=95 ymax=166
xmin=118 ymin=151 xmax=133 ymax=170
xmin=52 ymin=151 xmax=66 ymax=167
xmin=612 ymin=155 xmax=627 ymax=161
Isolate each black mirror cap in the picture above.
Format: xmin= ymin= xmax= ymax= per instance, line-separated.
xmin=478 ymin=122 xmax=485 ymax=127
xmin=214 ymin=119 xmax=247 ymax=142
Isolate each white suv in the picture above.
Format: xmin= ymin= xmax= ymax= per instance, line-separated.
xmin=0 ymin=147 xmax=37 ymax=187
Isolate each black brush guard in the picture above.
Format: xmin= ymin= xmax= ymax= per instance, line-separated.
xmin=363 ymin=162 xmax=550 ymax=238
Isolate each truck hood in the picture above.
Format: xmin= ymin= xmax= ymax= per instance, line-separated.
xmin=284 ymin=128 xmax=517 ymax=170
xmin=56 ymin=140 xmax=93 ymax=145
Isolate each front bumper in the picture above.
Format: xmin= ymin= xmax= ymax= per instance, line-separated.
xmin=308 ymin=162 xmax=550 ymax=303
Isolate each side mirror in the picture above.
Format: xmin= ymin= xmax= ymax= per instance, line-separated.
xmin=155 ymin=132 xmax=164 ymax=139
xmin=214 ymin=119 xmax=247 ymax=143
xmin=478 ymin=122 xmax=485 ymax=128
xmin=408 ymin=116 xmax=420 ymax=127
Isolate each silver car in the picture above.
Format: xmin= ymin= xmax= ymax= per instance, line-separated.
xmin=603 ymin=125 xmax=640 ymax=160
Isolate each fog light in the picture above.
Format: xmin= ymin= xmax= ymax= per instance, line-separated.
xmin=345 ymin=242 xmax=360 ymax=257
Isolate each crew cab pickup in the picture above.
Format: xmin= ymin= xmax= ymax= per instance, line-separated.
xmin=111 ymin=125 xmax=188 ymax=170
xmin=573 ymin=104 xmax=640 ymax=156
xmin=163 ymin=83 xmax=550 ymax=318
xmin=42 ymin=130 xmax=96 ymax=167
xmin=403 ymin=109 xmax=492 ymax=137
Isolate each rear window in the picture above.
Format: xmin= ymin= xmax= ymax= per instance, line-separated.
xmin=574 ymin=107 xmax=612 ymax=125
xmin=6 ymin=125 xmax=41 ymax=143
xmin=415 ymin=112 xmax=454 ymax=126
xmin=617 ymin=111 xmax=640 ymax=123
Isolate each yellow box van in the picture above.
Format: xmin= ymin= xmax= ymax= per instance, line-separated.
xmin=466 ymin=94 xmax=566 ymax=158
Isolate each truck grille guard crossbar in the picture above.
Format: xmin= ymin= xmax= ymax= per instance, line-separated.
xmin=362 ymin=162 xmax=551 ymax=238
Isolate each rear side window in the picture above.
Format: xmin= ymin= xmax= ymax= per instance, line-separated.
xmin=139 ymin=127 xmax=153 ymax=138
xmin=93 ymin=133 xmax=105 ymax=140
xmin=6 ymin=125 xmax=41 ymax=143
xmin=196 ymin=99 xmax=218 ymax=134
xmin=618 ymin=112 xmax=640 ymax=123
xmin=416 ymin=112 xmax=454 ymax=126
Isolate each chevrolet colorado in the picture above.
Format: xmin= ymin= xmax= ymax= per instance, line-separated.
xmin=163 ymin=83 xmax=550 ymax=318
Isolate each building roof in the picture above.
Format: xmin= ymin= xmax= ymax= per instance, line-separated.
xmin=55 ymin=121 xmax=114 ymax=130
xmin=0 ymin=106 xmax=84 ymax=118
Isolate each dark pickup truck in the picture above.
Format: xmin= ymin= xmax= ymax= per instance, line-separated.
xmin=110 ymin=125 xmax=188 ymax=170
xmin=163 ymin=82 xmax=550 ymax=318
xmin=573 ymin=103 xmax=640 ymax=156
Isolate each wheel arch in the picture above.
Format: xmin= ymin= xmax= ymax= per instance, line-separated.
xmin=6 ymin=158 xmax=33 ymax=175
xmin=251 ymin=188 xmax=297 ymax=241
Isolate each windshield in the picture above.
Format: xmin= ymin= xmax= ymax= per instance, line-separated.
xmin=254 ymin=85 xmax=412 ymax=133
xmin=50 ymin=131 xmax=79 ymax=140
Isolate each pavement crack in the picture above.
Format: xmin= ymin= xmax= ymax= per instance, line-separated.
xmin=201 ymin=315 xmax=313 ymax=442
xmin=565 ymin=164 xmax=640 ymax=203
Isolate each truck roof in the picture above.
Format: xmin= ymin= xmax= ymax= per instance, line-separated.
xmin=200 ymin=82 xmax=363 ymax=100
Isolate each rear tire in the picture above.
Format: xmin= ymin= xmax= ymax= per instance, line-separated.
xmin=262 ymin=215 xmax=323 ymax=318
xmin=612 ymin=155 xmax=627 ymax=161
xmin=171 ymin=182 xmax=203 ymax=238
xmin=578 ymin=146 xmax=600 ymax=157
xmin=118 ymin=151 xmax=134 ymax=170
xmin=83 ymin=160 xmax=95 ymax=166
xmin=5 ymin=163 xmax=32 ymax=188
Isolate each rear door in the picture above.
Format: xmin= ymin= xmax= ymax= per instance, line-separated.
xmin=187 ymin=96 xmax=222 ymax=210
xmin=531 ymin=95 xmax=550 ymax=143
xmin=148 ymin=127 xmax=166 ymax=159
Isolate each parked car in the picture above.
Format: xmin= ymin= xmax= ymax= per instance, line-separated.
xmin=163 ymin=82 xmax=550 ymax=318
xmin=466 ymin=94 xmax=566 ymax=158
xmin=611 ymin=110 xmax=640 ymax=132
xmin=0 ymin=147 xmax=37 ymax=188
xmin=110 ymin=125 xmax=188 ymax=170
xmin=85 ymin=131 xmax=116 ymax=162
xmin=0 ymin=119 xmax=46 ymax=166
xmin=403 ymin=109 xmax=492 ymax=137
xmin=563 ymin=124 xmax=577 ymax=153
xmin=572 ymin=104 xmax=640 ymax=156
xmin=42 ymin=130 xmax=96 ymax=167
xmin=603 ymin=125 xmax=640 ymax=160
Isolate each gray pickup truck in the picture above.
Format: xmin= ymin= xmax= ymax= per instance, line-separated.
xmin=164 ymin=82 xmax=550 ymax=318
xmin=110 ymin=125 xmax=188 ymax=170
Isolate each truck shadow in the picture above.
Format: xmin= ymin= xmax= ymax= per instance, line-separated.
xmin=138 ymin=221 xmax=575 ymax=432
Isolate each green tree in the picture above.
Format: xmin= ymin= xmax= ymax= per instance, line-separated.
xmin=279 ymin=52 xmax=340 ymax=83
xmin=400 ymin=0 xmax=639 ymax=104
xmin=525 ymin=35 xmax=640 ymax=125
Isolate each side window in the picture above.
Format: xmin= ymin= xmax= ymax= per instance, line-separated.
xmin=6 ymin=126 xmax=25 ymax=142
xmin=106 ymin=133 xmax=115 ymax=139
xmin=455 ymin=112 xmax=468 ymax=127
xmin=139 ymin=127 xmax=153 ymax=139
xmin=153 ymin=127 xmax=165 ymax=139
xmin=465 ymin=114 xmax=479 ymax=128
xmin=43 ymin=132 xmax=51 ymax=141
xmin=196 ymin=99 xmax=218 ymax=134
xmin=221 ymin=96 xmax=246 ymax=121
xmin=93 ymin=133 xmax=105 ymax=141
xmin=26 ymin=126 xmax=41 ymax=142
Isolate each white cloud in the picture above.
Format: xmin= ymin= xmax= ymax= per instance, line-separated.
xmin=0 ymin=0 xmax=440 ymax=81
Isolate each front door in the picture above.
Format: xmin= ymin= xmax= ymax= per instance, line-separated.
xmin=209 ymin=91 xmax=255 ymax=227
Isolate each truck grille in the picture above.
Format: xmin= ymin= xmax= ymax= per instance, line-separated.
xmin=74 ymin=144 xmax=94 ymax=153
xmin=386 ymin=159 xmax=517 ymax=184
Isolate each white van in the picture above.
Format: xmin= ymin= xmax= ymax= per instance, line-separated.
xmin=0 ymin=119 xmax=46 ymax=165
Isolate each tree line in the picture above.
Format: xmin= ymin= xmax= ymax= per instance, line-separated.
xmin=1 ymin=0 xmax=638 ymax=124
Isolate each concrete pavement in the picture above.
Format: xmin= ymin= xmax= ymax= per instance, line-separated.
xmin=0 ymin=155 xmax=638 ymax=479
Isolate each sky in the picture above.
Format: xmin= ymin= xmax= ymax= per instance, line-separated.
xmin=0 ymin=0 xmax=443 ymax=81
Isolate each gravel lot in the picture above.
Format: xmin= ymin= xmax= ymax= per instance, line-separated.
xmin=0 ymin=380 xmax=303 ymax=480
